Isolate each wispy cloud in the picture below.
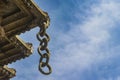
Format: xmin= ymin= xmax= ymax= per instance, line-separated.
xmin=50 ymin=1 xmax=120 ymax=80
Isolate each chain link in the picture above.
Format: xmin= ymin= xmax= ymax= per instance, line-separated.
xmin=36 ymin=20 xmax=52 ymax=75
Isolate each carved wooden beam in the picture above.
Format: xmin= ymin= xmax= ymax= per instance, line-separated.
xmin=0 ymin=35 xmax=33 ymax=66
xmin=0 ymin=0 xmax=50 ymax=38
xmin=0 ymin=65 xmax=16 ymax=80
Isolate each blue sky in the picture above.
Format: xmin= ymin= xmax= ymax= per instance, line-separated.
xmin=9 ymin=0 xmax=120 ymax=80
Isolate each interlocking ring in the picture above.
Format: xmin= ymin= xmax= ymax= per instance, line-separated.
xmin=36 ymin=33 xmax=50 ymax=42
xmin=40 ymin=53 xmax=50 ymax=67
xmin=39 ymin=63 xmax=52 ymax=75
xmin=39 ymin=25 xmax=46 ymax=37
xmin=37 ymin=47 xmax=50 ymax=57
xmin=40 ymin=38 xmax=48 ymax=50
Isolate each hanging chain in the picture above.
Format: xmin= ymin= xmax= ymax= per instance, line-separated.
xmin=36 ymin=18 xmax=52 ymax=75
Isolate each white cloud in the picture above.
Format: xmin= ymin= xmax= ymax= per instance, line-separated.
xmin=102 ymin=77 xmax=120 ymax=80
xmin=50 ymin=0 xmax=120 ymax=79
